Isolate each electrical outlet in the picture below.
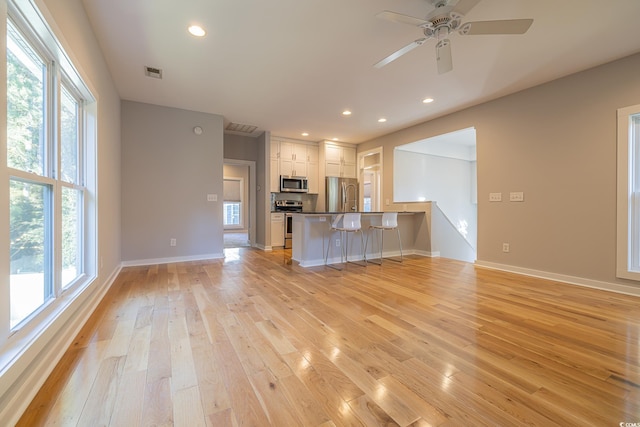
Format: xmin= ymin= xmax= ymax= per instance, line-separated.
xmin=319 ymin=216 xmax=326 ymax=222
xmin=336 ymin=239 xmax=340 ymax=247
xmin=502 ymin=243 xmax=510 ymax=253
xmin=489 ymin=192 xmax=502 ymax=202
xmin=170 ymin=238 xmax=177 ymax=247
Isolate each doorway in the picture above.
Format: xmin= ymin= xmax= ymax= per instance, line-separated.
xmin=393 ymin=127 xmax=477 ymax=262
xmin=358 ymin=147 xmax=383 ymax=212
xmin=223 ymin=159 xmax=256 ymax=248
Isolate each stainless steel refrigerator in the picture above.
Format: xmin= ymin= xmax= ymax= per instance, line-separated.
xmin=326 ymin=177 xmax=358 ymax=212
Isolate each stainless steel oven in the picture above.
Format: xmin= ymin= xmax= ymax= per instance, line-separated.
xmin=285 ymin=213 xmax=294 ymax=249
xmin=275 ymin=200 xmax=303 ymax=249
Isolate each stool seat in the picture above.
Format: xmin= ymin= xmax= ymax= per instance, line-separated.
xmin=325 ymin=213 xmax=367 ymax=269
xmin=365 ymin=212 xmax=403 ymax=264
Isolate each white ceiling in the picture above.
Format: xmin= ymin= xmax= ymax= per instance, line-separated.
xmin=80 ymin=0 xmax=640 ymax=144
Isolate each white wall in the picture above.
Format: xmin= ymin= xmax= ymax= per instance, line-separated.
xmin=121 ymin=101 xmax=225 ymax=263
xmin=394 ymin=150 xmax=477 ymax=249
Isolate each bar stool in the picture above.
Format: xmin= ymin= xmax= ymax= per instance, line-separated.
xmin=325 ymin=213 xmax=366 ymax=269
xmin=365 ymin=212 xmax=403 ymax=264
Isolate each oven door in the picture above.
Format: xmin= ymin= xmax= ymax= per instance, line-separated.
xmin=284 ymin=213 xmax=293 ymax=249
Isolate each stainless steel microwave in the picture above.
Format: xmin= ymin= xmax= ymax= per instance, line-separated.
xmin=280 ymin=175 xmax=308 ymax=193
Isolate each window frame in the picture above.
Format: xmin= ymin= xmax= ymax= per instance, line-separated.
xmin=4 ymin=0 xmax=96 ymax=338
xmin=223 ymin=202 xmax=242 ymax=228
xmin=616 ymin=103 xmax=640 ymax=281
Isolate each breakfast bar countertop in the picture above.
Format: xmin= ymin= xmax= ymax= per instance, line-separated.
xmin=290 ymin=211 xmax=429 ymax=267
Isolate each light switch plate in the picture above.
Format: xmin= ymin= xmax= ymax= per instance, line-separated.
xmin=510 ymin=192 xmax=524 ymax=202
xmin=489 ymin=192 xmax=502 ymax=202
xmin=207 ymin=194 xmax=217 ymax=202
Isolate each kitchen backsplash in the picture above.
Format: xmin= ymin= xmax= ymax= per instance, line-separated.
xmin=271 ymin=192 xmax=318 ymax=212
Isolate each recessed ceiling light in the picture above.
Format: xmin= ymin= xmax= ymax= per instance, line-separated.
xmin=301 ymin=132 xmax=309 ymax=136
xmin=378 ymin=118 xmax=387 ymax=123
xmin=188 ymin=25 xmax=206 ymax=37
xmin=422 ymin=97 xmax=434 ymax=104
xmin=342 ymin=110 xmax=352 ymax=116
xmin=332 ymin=137 xmax=339 ymax=141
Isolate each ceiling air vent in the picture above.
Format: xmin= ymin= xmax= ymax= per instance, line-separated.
xmin=144 ymin=66 xmax=163 ymax=79
xmin=226 ymin=122 xmax=258 ymax=134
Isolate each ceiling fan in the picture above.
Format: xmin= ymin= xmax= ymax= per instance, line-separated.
xmin=374 ymin=0 xmax=533 ymax=74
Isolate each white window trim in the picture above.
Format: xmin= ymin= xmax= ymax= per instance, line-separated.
xmin=1 ymin=0 xmax=97 ymax=359
xmin=616 ymin=103 xmax=640 ymax=280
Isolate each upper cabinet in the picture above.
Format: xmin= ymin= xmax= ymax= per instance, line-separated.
xmin=322 ymin=141 xmax=356 ymax=178
xmin=270 ymin=137 xmax=319 ymax=193
xmin=279 ymin=141 xmax=308 ymax=177
xmin=270 ymin=141 xmax=281 ymax=193
xmin=306 ymin=145 xmax=319 ymax=193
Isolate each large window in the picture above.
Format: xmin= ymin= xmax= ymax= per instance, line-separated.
xmin=617 ymin=104 xmax=640 ymax=280
xmin=6 ymin=12 xmax=92 ymax=330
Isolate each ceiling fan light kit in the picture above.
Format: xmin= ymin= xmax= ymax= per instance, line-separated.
xmin=374 ymin=0 xmax=534 ymax=74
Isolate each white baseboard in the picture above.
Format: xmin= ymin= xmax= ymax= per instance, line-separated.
xmin=0 ymin=265 xmax=122 ymax=426
xmin=475 ymin=260 xmax=640 ymax=297
xmin=121 ymin=252 xmax=224 ymax=267
xmin=414 ymin=250 xmax=440 ymax=258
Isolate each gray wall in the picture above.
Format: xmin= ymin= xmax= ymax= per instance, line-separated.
xmin=224 ymin=133 xmax=258 ymax=161
xmin=358 ymin=52 xmax=640 ymax=288
xmin=121 ymin=101 xmax=224 ymax=262
xmin=257 ymin=131 xmax=269 ymax=248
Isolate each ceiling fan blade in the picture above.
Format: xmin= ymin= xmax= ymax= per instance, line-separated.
xmin=376 ymin=11 xmax=429 ymax=27
xmin=374 ymin=38 xmax=427 ymax=69
xmin=451 ymin=0 xmax=480 ymax=16
xmin=459 ymin=19 xmax=533 ymax=35
xmin=436 ymin=39 xmax=453 ymax=74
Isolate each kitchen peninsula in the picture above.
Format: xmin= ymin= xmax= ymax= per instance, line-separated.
xmin=291 ymin=211 xmax=431 ymax=267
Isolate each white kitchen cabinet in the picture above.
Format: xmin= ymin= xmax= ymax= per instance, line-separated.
xmin=306 ymin=145 xmax=319 ymax=194
xmin=307 ymin=144 xmax=319 ymax=163
xmin=324 ymin=143 xmax=356 ymax=178
xmin=270 ymin=140 xmax=281 ymax=192
xmin=270 ymin=137 xmax=319 ymax=192
xmin=307 ymin=160 xmax=319 ymax=194
xmin=270 ymin=212 xmax=284 ymax=247
xmin=279 ymin=141 xmax=307 ymax=177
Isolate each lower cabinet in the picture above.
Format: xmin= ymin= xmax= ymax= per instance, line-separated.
xmin=270 ymin=213 xmax=284 ymax=247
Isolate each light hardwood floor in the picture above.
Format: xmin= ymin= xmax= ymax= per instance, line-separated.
xmin=18 ymin=248 xmax=640 ymax=426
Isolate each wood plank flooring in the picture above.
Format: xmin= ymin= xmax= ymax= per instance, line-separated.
xmin=17 ymin=248 xmax=640 ymax=426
